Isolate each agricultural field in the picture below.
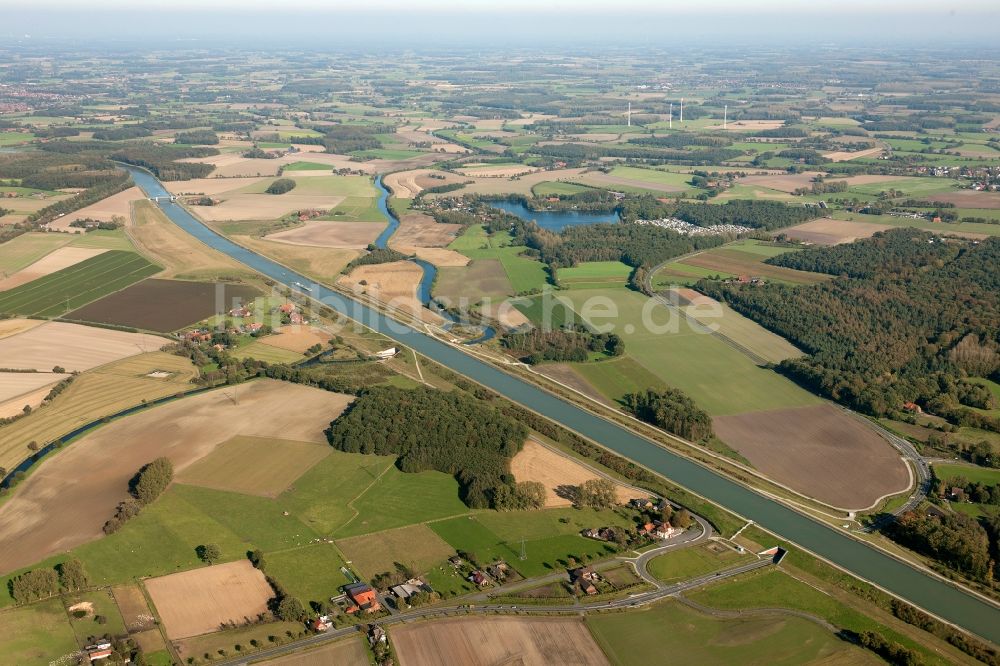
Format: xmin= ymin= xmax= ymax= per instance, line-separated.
xmin=712 ymin=404 xmax=910 ymax=509
xmin=587 ymin=597 xmax=873 ymax=666
xmin=186 ymin=175 xmax=380 ymax=222
xmin=0 ymin=233 xmax=73 ymax=275
xmin=233 ymin=235 xmax=358 ymax=284
xmin=0 ymin=351 xmax=197 ymax=479
xmin=260 ymin=637 xmax=369 ymax=665
xmin=265 ymin=220 xmax=386 ymax=249
xmin=392 ymin=617 xmax=610 ymax=666
xmin=0 ymin=246 xmax=107 ymax=291
xmin=0 ymin=320 xmax=169 ymax=372
xmin=336 ymin=524 xmax=456 ymax=578
xmin=0 ymin=250 xmax=161 ymax=317
xmin=510 ymin=439 xmax=635 ymax=507
xmin=557 ymin=261 xmax=632 ymax=290
xmin=932 ymin=463 xmax=1000 ymax=487
xmin=339 ymin=260 xmax=439 ymax=323
xmin=447 ymin=225 xmax=548 ymax=294
xmin=578 ymin=165 xmax=696 ymax=194
xmin=658 ymin=246 xmax=830 ymax=287
xmin=0 ymin=370 xmax=70 ymax=419
xmin=557 ymin=288 xmax=820 ymax=415
xmin=0 ymin=597 xmax=81 ymax=666
xmin=145 ymin=560 xmax=274 ymax=639
xmin=0 ymin=380 xmax=350 ymax=575
xmin=176 ymin=435 xmax=331 ymax=497
xmin=67 ymin=278 xmax=262 ymax=332
xmin=434 ymin=259 xmax=512 ymax=305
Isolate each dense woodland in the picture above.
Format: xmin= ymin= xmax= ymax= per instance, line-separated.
xmin=890 ymin=509 xmax=1000 ymax=587
xmin=326 ymin=386 xmax=528 ymax=509
xmin=700 ymin=230 xmax=1000 ymax=426
xmin=502 ymin=326 xmax=624 ymax=363
xmin=622 ymin=388 xmax=715 ymax=442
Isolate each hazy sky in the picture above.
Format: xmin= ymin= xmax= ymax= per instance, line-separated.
xmin=1 ymin=0 xmax=997 ymax=46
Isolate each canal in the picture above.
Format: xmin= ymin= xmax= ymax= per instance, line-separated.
xmin=126 ymin=166 xmax=1000 ymax=643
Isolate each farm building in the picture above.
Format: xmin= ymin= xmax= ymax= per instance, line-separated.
xmin=374 ymin=347 xmax=398 ymax=360
xmin=391 ymin=578 xmax=430 ymax=600
xmin=469 ymin=570 xmax=491 ymax=587
xmin=344 ymin=582 xmax=381 ymax=614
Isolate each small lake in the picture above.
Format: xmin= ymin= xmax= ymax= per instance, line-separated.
xmin=487 ymin=200 xmax=620 ymax=231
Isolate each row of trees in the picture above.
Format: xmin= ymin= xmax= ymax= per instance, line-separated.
xmin=9 ymin=558 xmax=88 ymax=604
xmin=326 ymin=386 xmax=527 ymax=509
xmin=103 ymin=457 xmax=173 ymax=534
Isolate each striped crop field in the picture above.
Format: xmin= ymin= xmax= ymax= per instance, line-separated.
xmin=0 ymin=250 xmax=160 ymax=317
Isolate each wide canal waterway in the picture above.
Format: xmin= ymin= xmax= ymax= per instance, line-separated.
xmin=126 ymin=165 xmax=1000 ymax=643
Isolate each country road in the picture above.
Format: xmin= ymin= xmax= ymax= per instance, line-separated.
xmin=215 ymin=558 xmax=775 ymax=665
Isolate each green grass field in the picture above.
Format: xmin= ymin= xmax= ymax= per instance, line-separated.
xmin=282 ymin=161 xmax=332 ymax=171
xmin=513 ymin=292 xmax=579 ymax=328
xmin=65 ymin=589 xmax=127 ymax=642
xmin=0 ymin=132 xmax=34 ymax=146
xmin=608 ymin=166 xmax=696 ymax=189
xmin=233 ymin=340 xmax=305 ymax=364
xmin=0 ymin=250 xmax=161 ymax=317
xmin=0 ymin=233 xmax=71 ymax=274
xmin=263 ymin=543 xmax=350 ymax=606
xmin=337 ymin=523 xmax=456 ymax=578
xmin=532 ymin=181 xmax=593 ymax=196
xmin=325 ymin=195 xmax=384 ymax=222
xmin=557 ymin=261 xmax=632 ymax=290
xmin=646 ymin=543 xmax=751 ymax=583
xmin=448 ymin=225 xmax=548 ymax=294
xmin=828 ymin=209 xmax=1000 ymax=237
xmin=571 ymin=356 xmax=668 ymax=402
xmin=587 ymin=598 xmax=871 ymax=666
xmin=351 ymin=148 xmax=425 ymax=160
xmin=689 ymin=568 xmax=948 ymax=665
xmin=932 ymin=463 xmax=1000 ymax=486
xmin=559 ymin=288 xmax=820 ymax=415
xmin=0 ymin=598 xmax=80 ymax=665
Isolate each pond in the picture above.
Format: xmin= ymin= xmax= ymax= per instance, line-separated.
xmin=487 ymin=200 xmax=620 ymax=231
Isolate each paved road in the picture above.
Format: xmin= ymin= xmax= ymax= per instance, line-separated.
xmin=217 ymin=559 xmax=774 ymax=665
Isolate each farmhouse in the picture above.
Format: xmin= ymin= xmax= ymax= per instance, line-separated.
xmin=311 ymin=615 xmax=333 ymax=632
xmin=391 ymin=578 xmax=430 ymax=601
xmin=344 ymin=582 xmax=381 ymax=614
xmin=469 ymin=570 xmax=491 ymax=587
xmin=569 ymin=566 xmax=600 ymax=596
xmin=630 ymin=498 xmax=655 ymax=510
xmin=279 ymin=302 xmax=297 ymax=314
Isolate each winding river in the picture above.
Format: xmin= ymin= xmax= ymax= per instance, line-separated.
xmin=124 ymin=165 xmax=1000 ymax=643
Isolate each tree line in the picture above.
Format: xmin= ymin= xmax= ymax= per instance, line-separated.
xmin=622 ymin=388 xmax=714 ymax=442
xmin=103 ymin=457 xmax=173 ymax=534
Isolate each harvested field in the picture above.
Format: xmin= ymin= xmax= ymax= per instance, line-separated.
xmin=713 ymin=404 xmax=910 ymax=509
xmin=337 ymin=524 xmax=454 ymax=578
xmin=234 ymin=235 xmax=357 ymax=283
xmin=112 ymin=584 xmax=157 ymax=632
xmin=176 ymin=435 xmax=331 ymax=497
xmin=0 ymin=320 xmax=169 ymax=372
xmin=132 ymin=629 xmax=166 ymax=655
xmin=260 ymin=638 xmax=369 ymax=665
xmin=579 ymin=172 xmax=687 ymax=193
xmin=127 ymin=200 xmax=249 ymax=280
xmin=0 ymin=318 xmax=42 ymax=339
xmin=928 ymin=191 xmax=1000 ymax=209
xmin=266 ymin=220 xmax=385 ymax=249
xmin=195 ymin=194 xmax=347 ymax=222
xmin=258 ymin=324 xmax=331 ymax=352
xmin=402 ymin=247 xmax=469 ymax=267
xmin=706 ymin=120 xmax=787 ymax=132
xmin=456 ymin=165 xmax=539 ymax=178
xmin=434 ymin=259 xmax=512 ymax=305
xmin=510 ymin=440 xmax=634 ymax=507
xmin=0 ymin=233 xmax=71 ymax=275
xmin=0 ymin=379 xmax=351 ymax=574
xmin=840 ymin=174 xmax=913 ymax=186
xmin=823 ymin=146 xmax=884 ymax=162
xmin=0 ymin=371 xmax=69 ymax=418
xmin=47 ymin=186 xmax=143 ymax=231
xmin=67 ymin=278 xmax=262 ymax=332
xmin=145 ymin=560 xmax=273 ymax=639
xmin=392 ymin=616 xmax=609 ymax=666
xmin=339 ymin=261 xmax=441 ymax=324
xmin=478 ymin=299 xmax=532 ymax=330
xmin=0 ymin=247 xmax=107 ymax=291
xmin=781 ymin=218 xmax=893 ymax=245
xmin=383 ymin=169 xmax=468 ymax=198
xmin=737 ymin=172 xmax=824 ymax=193
xmin=165 ymin=177 xmax=268 ymax=197
xmin=681 ymin=249 xmax=829 ymax=285
xmin=388 ymin=219 xmax=463 ymax=248
xmin=0 ymin=352 xmax=197 ymax=479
